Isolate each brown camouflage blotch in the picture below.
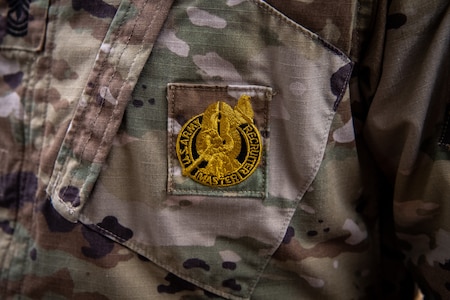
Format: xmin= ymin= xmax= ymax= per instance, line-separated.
xmin=394 ymin=200 xmax=440 ymax=229
xmin=21 ymin=268 xmax=74 ymax=299
xmin=36 ymin=57 xmax=78 ymax=81
xmin=0 ymin=119 xmax=15 ymax=149
xmin=52 ymin=59 xmax=79 ymax=80
xmin=273 ymin=235 xmax=369 ymax=262
xmin=17 ymin=267 xmax=109 ymax=299
xmin=68 ymin=12 xmax=114 ymax=42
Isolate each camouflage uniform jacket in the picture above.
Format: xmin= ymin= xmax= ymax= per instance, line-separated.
xmin=0 ymin=0 xmax=449 ymax=299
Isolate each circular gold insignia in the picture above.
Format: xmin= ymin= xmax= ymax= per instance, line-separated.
xmin=176 ymin=95 xmax=262 ymax=187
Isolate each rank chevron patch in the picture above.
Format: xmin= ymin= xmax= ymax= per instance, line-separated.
xmin=6 ymin=0 xmax=31 ymax=37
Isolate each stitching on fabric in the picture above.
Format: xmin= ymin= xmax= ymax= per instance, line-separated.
xmin=168 ymin=85 xmax=176 ymax=193
xmin=295 ymin=111 xmax=335 ymax=205
xmin=23 ymin=58 xmax=35 ymax=163
xmin=2 ymin=56 xmax=31 ymax=298
xmin=260 ymin=111 xmax=337 ymax=297
xmin=69 ymin=2 xmax=134 ymax=186
xmin=53 ymin=0 xmax=134 ymax=202
xmin=16 ymin=51 xmax=41 ymax=293
xmin=169 ymin=84 xmax=271 ymax=93
xmin=52 ymin=9 xmax=127 ymax=208
xmin=248 ymin=106 xmax=337 ymax=296
xmin=168 ymin=84 xmax=271 ymax=197
xmin=38 ymin=2 xmax=59 ymax=198
xmin=13 ymin=48 xmax=43 ymax=296
xmin=78 ymin=6 xmax=137 ymax=161
xmin=0 ymin=150 xmax=9 ymax=298
xmin=249 ymin=0 xmax=352 ymax=63
xmin=23 ymin=1 xmax=60 ymax=296
xmin=58 ymin=1 xmax=136 ymax=210
xmin=262 ymin=104 xmax=338 ymax=280
xmin=245 ymin=93 xmax=272 ymax=292
xmin=172 ymin=190 xmax=265 ymax=197
xmin=249 ymin=206 xmax=290 ymax=296
xmin=79 ymin=0 xmax=158 ymax=201
xmin=17 ymin=166 xmax=27 ymax=295
xmin=333 ymin=63 xmax=354 ymax=111
xmin=166 ymin=83 xmax=270 ymax=91
xmin=261 ymin=88 xmax=270 ymax=199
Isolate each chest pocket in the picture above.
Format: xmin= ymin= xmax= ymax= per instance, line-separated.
xmin=53 ymin=1 xmax=353 ymax=299
xmin=0 ymin=0 xmax=48 ymax=51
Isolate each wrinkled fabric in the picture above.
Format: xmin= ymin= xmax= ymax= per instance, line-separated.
xmin=0 ymin=0 xmax=449 ymax=299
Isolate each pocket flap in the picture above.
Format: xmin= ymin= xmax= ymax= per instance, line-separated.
xmin=56 ymin=0 xmax=353 ymax=299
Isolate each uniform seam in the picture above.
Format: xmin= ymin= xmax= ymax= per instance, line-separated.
xmin=296 ymin=111 xmax=335 ymax=205
xmin=169 ymin=84 xmax=271 ymax=92
xmin=0 ymin=150 xmax=7 ymax=297
xmin=250 ymin=0 xmax=352 ymax=63
xmin=168 ymin=85 xmax=176 ymax=193
xmin=59 ymin=2 xmax=134 ymax=205
xmin=18 ymin=168 xmax=33 ymax=297
xmin=58 ymin=0 xmax=157 ymax=212
xmin=26 ymin=5 xmax=60 ymax=295
xmin=261 ymin=87 xmax=270 ymax=198
xmin=333 ymin=63 xmax=354 ymax=111
xmin=2 ymin=57 xmax=32 ymax=298
xmin=37 ymin=0 xmax=58 ymax=195
xmin=250 ymin=111 xmax=336 ymax=297
xmin=19 ymin=13 xmax=54 ymax=291
xmin=171 ymin=190 xmax=265 ymax=196
xmin=78 ymin=0 xmax=159 ymax=205
xmin=47 ymin=0 xmax=130 ymax=202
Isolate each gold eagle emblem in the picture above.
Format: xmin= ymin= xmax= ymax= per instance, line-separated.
xmin=176 ymin=95 xmax=262 ymax=187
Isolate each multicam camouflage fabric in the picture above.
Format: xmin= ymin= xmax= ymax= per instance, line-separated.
xmin=0 ymin=0 xmax=449 ymax=299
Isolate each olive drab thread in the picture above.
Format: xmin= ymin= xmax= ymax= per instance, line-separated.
xmin=176 ymin=95 xmax=262 ymax=187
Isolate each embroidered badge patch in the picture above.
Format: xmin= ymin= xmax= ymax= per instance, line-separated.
xmin=0 ymin=0 xmax=47 ymax=51
xmin=6 ymin=0 xmax=31 ymax=37
xmin=167 ymin=83 xmax=271 ymax=198
xmin=176 ymin=95 xmax=262 ymax=187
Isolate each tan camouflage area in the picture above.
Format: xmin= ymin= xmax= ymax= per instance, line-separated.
xmin=0 ymin=0 xmax=448 ymax=299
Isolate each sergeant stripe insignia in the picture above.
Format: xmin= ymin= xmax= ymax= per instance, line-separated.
xmin=6 ymin=0 xmax=31 ymax=37
xmin=176 ymin=95 xmax=262 ymax=187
